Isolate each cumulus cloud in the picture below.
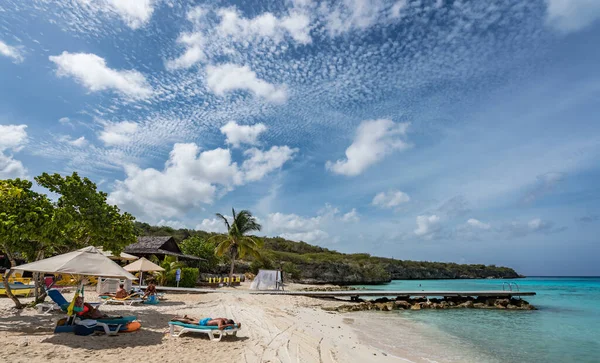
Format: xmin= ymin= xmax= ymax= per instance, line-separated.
xmin=264 ymin=204 xmax=358 ymax=243
xmin=217 ymin=7 xmax=312 ymax=44
xmin=106 ymin=0 xmax=154 ymax=29
xmin=109 ymin=142 xmax=295 ymax=220
xmin=196 ymin=218 xmax=228 ymax=233
xmin=166 ymin=32 xmax=205 ymax=70
xmin=372 ymin=190 xmax=410 ymax=208
xmin=326 ymin=119 xmax=411 ymax=176
xmin=98 ymin=121 xmax=138 ymax=146
xmin=0 ymin=124 xmax=28 ymax=178
xmin=414 ymin=215 xmax=441 ymax=240
xmin=0 ymin=40 xmax=24 ymax=63
xmin=545 ymin=0 xmax=600 ymax=33
xmin=241 ymin=146 xmax=297 ymax=182
xmin=49 ymin=52 xmax=153 ymax=100
xmin=205 ymin=63 xmax=288 ymax=104
xmin=220 ymin=121 xmax=267 ymax=148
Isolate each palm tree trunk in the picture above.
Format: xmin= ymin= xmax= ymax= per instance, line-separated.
xmin=228 ymin=251 xmax=237 ymax=287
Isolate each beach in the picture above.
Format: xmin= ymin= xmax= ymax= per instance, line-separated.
xmin=0 ymin=283 xmax=415 ymax=363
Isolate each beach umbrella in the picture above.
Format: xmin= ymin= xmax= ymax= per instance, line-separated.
xmin=16 ymin=246 xmax=136 ymax=319
xmin=15 ymin=246 xmax=136 ymax=279
xmin=123 ymin=257 xmax=164 ymax=285
xmin=96 ymin=246 xmax=139 ymax=261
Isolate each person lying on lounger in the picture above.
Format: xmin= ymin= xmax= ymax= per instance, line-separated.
xmin=171 ymin=316 xmax=241 ymax=330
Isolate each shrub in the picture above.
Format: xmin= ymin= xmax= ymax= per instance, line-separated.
xmin=165 ymin=267 xmax=199 ymax=287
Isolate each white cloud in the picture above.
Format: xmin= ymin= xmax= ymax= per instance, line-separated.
xmin=0 ymin=125 xmax=28 ymax=151
xmin=545 ymin=0 xmax=600 ymax=33
xmin=220 ymin=121 xmax=267 ymax=148
xmin=106 ymin=0 xmax=154 ymax=29
xmin=216 ymin=7 xmax=311 ymax=45
xmin=58 ymin=135 xmax=88 ymax=148
xmin=466 ymin=218 xmax=491 ymax=230
xmin=341 ymin=208 xmax=360 ymax=223
xmin=0 ymin=40 xmax=24 ymax=63
xmin=265 ymin=204 xmax=357 ymax=243
xmin=196 ymin=218 xmax=228 ymax=233
xmin=157 ymin=219 xmax=187 ymax=230
xmin=0 ymin=124 xmax=28 ymax=179
xmin=205 ymin=63 xmax=288 ymax=104
xmin=320 ymin=0 xmax=385 ymax=36
xmin=326 ymin=119 xmax=411 ymax=176
xmin=372 ymin=190 xmax=410 ymax=208
xmin=58 ymin=117 xmax=72 ymax=125
xmin=241 ymin=146 xmax=298 ymax=182
xmin=414 ymin=215 xmax=441 ymax=240
xmin=49 ymin=52 xmax=153 ymax=100
xmin=98 ymin=121 xmax=138 ymax=146
xmin=166 ymin=32 xmax=205 ymax=70
xmin=280 ymin=230 xmax=330 ymax=243
xmin=109 ymin=142 xmax=295 ymax=220
xmin=390 ymin=0 xmax=408 ymax=19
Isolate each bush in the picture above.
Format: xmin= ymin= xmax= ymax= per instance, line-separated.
xmin=282 ymin=262 xmax=301 ymax=281
xmin=165 ymin=267 xmax=199 ymax=287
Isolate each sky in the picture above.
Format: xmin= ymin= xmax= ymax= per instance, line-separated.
xmin=1 ymin=0 xmax=599 ymax=276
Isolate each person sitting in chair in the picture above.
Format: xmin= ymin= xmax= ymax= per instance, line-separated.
xmin=143 ymin=280 xmax=157 ymax=299
xmin=171 ymin=315 xmax=241 ymax=330
xmin=75 ymin=296 xmax=107 ymax=319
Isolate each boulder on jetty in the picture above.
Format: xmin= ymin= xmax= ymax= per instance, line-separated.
xmin=324 ymin=296 xmax=536 ymax=313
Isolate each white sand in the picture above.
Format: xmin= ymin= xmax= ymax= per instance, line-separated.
xmin=0 ymin=283 xmax=472 ymax=363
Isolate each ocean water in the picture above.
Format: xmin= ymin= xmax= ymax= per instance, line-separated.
xmin=354 ymin=277 xmax=600 ymax=362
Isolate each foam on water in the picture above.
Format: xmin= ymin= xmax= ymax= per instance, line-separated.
xmin=354 ymin=277 xmax=600 ymax=362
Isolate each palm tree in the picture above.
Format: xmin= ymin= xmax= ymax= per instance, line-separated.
xmin=212 ymin=208 xmax=263 ymax=286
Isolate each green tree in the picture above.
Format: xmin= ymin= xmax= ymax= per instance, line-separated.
xmin=211 ymin=208 xmax=263 ymax=286
xmin=35 ymin=172 xmax=137 ymax=254
xmin=180 ymin=236 xmax=222 ymax=272
xmin=0 ymin=179 xmax=55 ymax=308
xmin=150 ymin=255 xmax=186 ymax=286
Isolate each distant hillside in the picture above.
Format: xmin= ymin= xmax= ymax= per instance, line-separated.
xmin=134 ymin=222 xmax=521 ymax=284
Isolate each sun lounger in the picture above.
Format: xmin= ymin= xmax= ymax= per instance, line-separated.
xmin=74 ymin=318 xmax=122 ymax=336
xmin=168 ymin=321 xmax=240 ymax=341
xmin=46 ymin=288 xmax=101 ymax=313
xmin=101 ymin=295 xmax=144 ymax=306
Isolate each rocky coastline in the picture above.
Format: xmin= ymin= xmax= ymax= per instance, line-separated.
xmin=325 ymin=296 xmax=536 ymax=312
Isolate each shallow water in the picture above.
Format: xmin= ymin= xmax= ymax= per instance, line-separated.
xmin=354 ymin=277 xmax=600 ymax=362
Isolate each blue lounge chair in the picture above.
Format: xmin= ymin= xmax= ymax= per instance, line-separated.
xmin=46 ymin=288 xmax=136 ymax=323
xmin=168 ymin=321 xmax=240 ymax=341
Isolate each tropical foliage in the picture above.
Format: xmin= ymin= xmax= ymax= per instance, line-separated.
xmin=180 ymin=236 xmax=223 ymax=272
xmin=211 ymin=209 xmax=263 ymax=286
xmin=0 ymin=173 xmax=137 ymax=308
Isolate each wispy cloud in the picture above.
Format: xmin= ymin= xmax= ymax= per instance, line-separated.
xmin=0 ymin=40 xmax=24 ymax=63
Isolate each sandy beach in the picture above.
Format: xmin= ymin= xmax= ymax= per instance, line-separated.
xmin=0 ymin=283 xmax=409 ymax=363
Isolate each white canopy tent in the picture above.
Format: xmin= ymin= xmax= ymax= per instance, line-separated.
xmin=15 ymin=246 xmax=136 ymax=280
xmin=250 ymin=269 xmax=283 ymax=290
xmin=123 ymin=257 xmax=164 ymax=285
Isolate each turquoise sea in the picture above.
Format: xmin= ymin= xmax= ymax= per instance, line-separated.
xmin=355 ymin=277 xmax=600 ymax=362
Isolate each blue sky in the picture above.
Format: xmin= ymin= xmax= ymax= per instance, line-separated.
xmin=1 ymin=0 xmax=599 ymax=276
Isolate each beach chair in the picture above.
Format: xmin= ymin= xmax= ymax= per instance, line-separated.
xmin=168 ymin=321 xmax=240 ymax=341
xmin=74 ymin=318 xmax=122 ymax=336
xmin=45 ymin=288 xmax=101 ymax=314
xmin=101 ymin=295 xmax=144 ymax=306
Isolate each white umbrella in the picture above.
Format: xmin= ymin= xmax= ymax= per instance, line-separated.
xmin=123 ymin=257 xmax=164 ymax=285
xmin=15 ymin=246 xmax=136 ymax=280
xmin=96 ymin=246 xmax=139 ymax=261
